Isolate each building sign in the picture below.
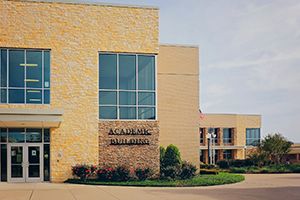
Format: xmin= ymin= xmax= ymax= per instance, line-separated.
xmin=108 ymin=128 xmax=151 ymax=145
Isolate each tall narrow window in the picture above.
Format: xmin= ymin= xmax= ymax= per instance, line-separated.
xmin=223 ymin=128 xmax=233 ymax=144
xmin=99 ymin=53 xmax=156 ymax=120
xmin=0 ymin=48 xmax=50 ymax=104
xmin=246 ymin=128 xmax=260 ymax=146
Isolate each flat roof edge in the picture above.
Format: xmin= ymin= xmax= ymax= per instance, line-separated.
xmin=160 ymin=43 xmax=199 ymax=48
xmin=6 ymin=0 xmax=159 ymax=10
xmin=203 ymin=113 xmax=261 ymax=117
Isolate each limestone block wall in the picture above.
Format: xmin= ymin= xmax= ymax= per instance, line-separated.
xmin=0 ymin=0 xmax=159 ymax=182
xmin=99 ymin=121 xmax=160 ymax=176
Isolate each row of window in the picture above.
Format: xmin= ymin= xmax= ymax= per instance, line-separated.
xmin=0 ymin=49 xmax=157 ymax=120
xmin=0 ymin=49 xmax=50 ymax=104
xmin=99 ymin=53 xmax=156 ymax=120
xmin=199 ymin=149 xmax=233 ymax=163
xmin=199 ymin=128 xmax=233 ymax=144
xmin=0 ymin=128 xmax=50 ymax=143
xmin=200 ymin=128 xmax=261 ymax=146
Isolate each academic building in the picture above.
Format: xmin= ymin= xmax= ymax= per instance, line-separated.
xmin=199 ymin=114 xmax=261 ymax=164
xmin=0 ymin=0 xmax=200 ymax=182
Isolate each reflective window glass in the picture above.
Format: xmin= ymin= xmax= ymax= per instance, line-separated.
xmin=99 ymin=106 xmax=117 ymax=119
xmin=8 ymin=128 xmax=25 ymax=143
xmin=99 ymin=54 xmax=117 ymax=89
xmin=9 ymin=50 xmax=24 ymax=87
xmin=26 ymin=89 xmax=42 ymax=104
xmin=138 ymin=107 xmax=155 ymax=120
xmin=99 ymin=91 xmax=116 ymax=105
xmin=138 ymin=92 xmax=155 ymax=105
xmin=26 ymin=128 xmax=42 ymax=143
xmin=119 ymin=91 xmax=136 ymax=105
xmin=1 ymin=50 xmax=7 ymax=87
xmin=0 ymin=128 xmax=7 ymax=142
xmin=119 ymin=55 xmax=136 ymax=90
xmin=138 ymin=55 xmax=155 ymax=90
xmin=44 ymin=90 xmax=50 ymax=104
xmin=44 ymin=129 xmax=50 ymax=143
xmin=26 ymin=51 xmax=42 ymax=88
xmin=44 ymin=51 xmax=50 ymax=88
xmin=120 ymin=107 xmax=136 ymax=119
xmin=9 ymin=89 xmax=24 ymax=104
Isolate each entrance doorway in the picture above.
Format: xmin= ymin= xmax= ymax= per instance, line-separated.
xmin=0 ymin=128 xmax=50 ymax=183
xmin=8 ymin=144 xmax=43 ymax=182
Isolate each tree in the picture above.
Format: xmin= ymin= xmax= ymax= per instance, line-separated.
xmin=161 ymin=144 xmax=182 ymax=167
xmin=258 ymin=133 xmax=293 ymax=164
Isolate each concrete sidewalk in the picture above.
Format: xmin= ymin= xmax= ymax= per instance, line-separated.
xmin=0 ymin=174 xmax=300 ymax=200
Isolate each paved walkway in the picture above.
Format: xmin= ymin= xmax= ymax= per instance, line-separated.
xmin=0 ymin=174 xmax=300 ymax=200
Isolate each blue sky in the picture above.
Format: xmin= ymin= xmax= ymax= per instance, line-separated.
xmin=85 ymin=0 xmax=300 ymax=142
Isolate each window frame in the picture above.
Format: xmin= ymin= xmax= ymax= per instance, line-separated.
xmin=246 ymin=128 xmax=261 ymax=146
xmin=223 ymin=128 xmax=233 ymax=144
xmin=99 ymin=52 xmax=157 ymax=121
xmin=0 ymin=48 xmax=51 ymax=105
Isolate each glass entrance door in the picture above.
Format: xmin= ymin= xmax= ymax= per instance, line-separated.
xmin=8 ymin=144 xmax=25 ymax=182
xmin=8 ymin=144 xmax=43 ymax=182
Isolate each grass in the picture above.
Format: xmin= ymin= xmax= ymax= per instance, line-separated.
xmin=65 ymin=172 xmax=244 ymax=187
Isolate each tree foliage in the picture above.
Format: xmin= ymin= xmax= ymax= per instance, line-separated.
xmin=257 ymin=133 xmax=292 ymax=164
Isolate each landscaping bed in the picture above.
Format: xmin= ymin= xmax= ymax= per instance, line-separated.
xmin=65 ymin=172 xmax=244 ymax=187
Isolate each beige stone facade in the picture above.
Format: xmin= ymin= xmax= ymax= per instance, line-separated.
xmin=0 ymin=0 xmax=159 ymax=182
xmin=158 ymin=44 xmax=200 ymax=166
xmin=199 ymin=114 xmax=261 ymax=163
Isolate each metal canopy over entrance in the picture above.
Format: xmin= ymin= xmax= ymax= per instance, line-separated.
xmin=0 ymin=108 xmax=63 ymax=128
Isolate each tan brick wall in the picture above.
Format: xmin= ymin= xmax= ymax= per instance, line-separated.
xmin=98 ymin=121 xmax=159 ymax=176
xmin=200 ymin=114 xmax=261 ymax=160
xmin=158 ymin=45 xmax=200 ymax=165
xmin=0 ymin=0 xmax=158 ymax=182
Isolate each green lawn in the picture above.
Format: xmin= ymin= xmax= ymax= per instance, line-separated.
xmin=66 ymin=172 xmax=244 ymax=187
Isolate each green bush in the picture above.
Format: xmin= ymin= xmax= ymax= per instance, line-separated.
xmin=230 ymin=159 xmax=254 ymax=168
xmin=217 ymin=160 xmax=230 ymax=169
xmin=112 ymin=166 xmax=131 ymax=182
xmin=162 ymin=144 xmax=182 ymax=167
xmin=199 ymin=169 xmax=219 ymax=175
xmin=97 ymin=167 xmax=114 ymax=181
xmin=72 ymin=164 xmax=97 ymax=181
xmin=135 ymin=168 xmax=152 ymax=181
xmin=180 ymin=161 xmax=197 ymax=180
xmin=230 ymin=167 xmax=247 ymax=173
xmin=200 ymin=163 xmax=217 ymax=169
xmin=161 ymin=165 xmax=181 ymax=179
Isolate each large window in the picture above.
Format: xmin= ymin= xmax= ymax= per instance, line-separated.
xmin=246 ymin=128 xmax=260 ymax=146
xmin=99 ymin=53 xmax=156 ymax=120
xmin=223 ymin=150 xmax=233 ymax=160
xmin=223 ymin=128 xmax=233 ymax=144
xmin=0 ymin=49 xmax=50 ymax=104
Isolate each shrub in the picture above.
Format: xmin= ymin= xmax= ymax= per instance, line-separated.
xmin=180 ymin=161 xmax=197 ymax=179
xmin=230 ymin=167 xmax=247 ymax=173
xmin=97 ymin=167 xmax=114 ymax=181
xmin=135 ymin=168 xmax=152 ymax=181
xmin=112 ymin=166 xmax=131 ymax=181
xmin=217 ymin=160 xmax=230 ymax=169
xmin=199 ymin=169 xmax=219 ymax=175
xmin=162 ymin=144 xmax=182 ymax=167
xmin=230 ymin=159 xmax=254 ymax=168
xmin=200 ymin=163 xmax=217 ymax=169
xmin=72 ymin=164 xmax=97 ymax=181
xmin=161 ymin=165 xmax=181 ymax=180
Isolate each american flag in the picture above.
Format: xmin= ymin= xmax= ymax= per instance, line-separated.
xmin=199 ymin=109 xmax=205 ymax=120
